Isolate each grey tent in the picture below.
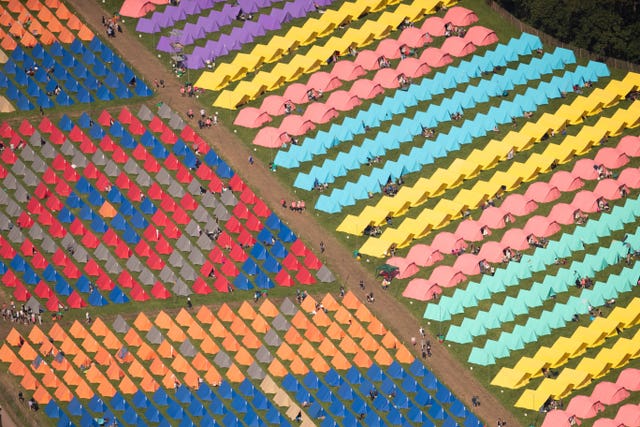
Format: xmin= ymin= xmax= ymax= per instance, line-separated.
xmin=11 ymin=159 xmax=26 ymax=176
xmin=279 ymin=298 xmax=298 ymax=316
xmin=0 ymin=213 xmax=11 ymax=231
xmin=14 ymin=185 xmax=28 ymax=203
xmin=135 ymin=170 xmax=151 ymax=187
xmin=61 ymin=233 xmax=76 ymax=250
xmin=20 ymin=146 xmax=35 ymax=162
xmin=187 ymin=179 xmax=203 ymax=196
xmin=263 ymin=329 xmax=282 ymax=347
xmin=220 ymin=190 xmax=238 ymax=206
xmin=213 ymin=350 xmax=232 ymax=368
xmin=255 ymin=346 xmax=273 ymax=364
xmin=168 ymin=113 xmax=185 ymax=131
xmin=196 ymin=234 xmax=213 ymax=251
xmin=168 ymin=251 xmax=184 ymax=268
xmin=104 ymin=255 xmax=122 ymax=275
xmin=104 ymin=160 xmax=120 ymax=177
xmin=40 ymin=143 xmax=56 ymax=159
xmin=213 ymin=204 xmax=231 ymax=222
xmin=159 ymin=266 xmax=176 ymax=283
xmin=91 ymin=150 xmax=107 ymax=166
xmin=192 ymin=206 xmax=209 ymax=223
xmin=124 ymin=158 xmax=139 ymax=175
xmin=126 ymin=255 xmax=143 ymax=272
xmin=155 ymin=168 xmax=171 ymax=187
xmin=94 ymin=244 xmax=109 ymax=261
xmin=112 ymin=315 xmax=130 ymax=334
xmin=0 ymin=189 xmax=7 ymax=205
xmin=138 ymin=104 xmax=154 ymax=121
xmin=179 ymin=339 xmax=197 ymax=358
xmin=172 ymin=279 xmax=191 ymax=296
xmin=73 ymin=246 xmax=89 ymax=263
xmin=188 ymin=249 xmax=204 ymax=265
xmin=25 ymin=297 xmax=41 ymax=313
xmin=40 ymin=236 xmax=56 ymax=253
xmin=23 ymin=170 xmax=38 ymax=188
xmin=28 ymin=223 xmax=44 ymax=240
xmin=184 ymin=220 xmax=201 ymax=237
xmin=247 ymin=362 xmax=265 ymax=380
xmin=31 ymin=156 xmax=46 ymax=173
xmin=8 ymin=226 xmax=24 ymax=244
xmin=6 ymin=199 xmax=20 ymax=217
xmin=200 ymin=192 xmax=217 ymax=208
xmin=71 ymin=152 xmax=88 ymax=169
xmin=271 ymin=314 xmax=290 ymax=332
xmin=29 ymin=131 xmax=42 ymax=147
xmin=179 ymin=264 xmax=197 ymax=281
xmin=167 ymin=181 xmax=185 ymax=199
xmin=61 ymin=140 xmax=75 ymax=156
xmin=138 ymin=268 xmax=156 ymax=286
xmin=3 ymin=173 xmax=17 ymax=190
xmin=158 ymin=102 xmax=173 ymax=119
xmin=146 ymin=326 xmax=163 ymax=344
xmin=316 ymin=265 xmax=335 ymax=283
xmin=175 ymin=235 xmax=192 ymax=252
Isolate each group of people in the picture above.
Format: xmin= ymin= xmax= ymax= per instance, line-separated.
xmin=527 ymin=234 xmax=548 ymax=249
xmin=101 ymin=15 xmax=122 ymax=38
xmin=1 ymin=301 xmax=43 ymax=325
xmin=280 ymin=199 xmax=306 ymax=212
xmin=179 ymin=84 xmax=204 ymax=98
xmin=444 ymin=22 xmax=467 ymax=38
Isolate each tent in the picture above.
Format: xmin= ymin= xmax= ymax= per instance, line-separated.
xmin=618 ymin=168 xmax=640 ymax=189
xmin=594 ymin=179 xmax=624 ymax=200
xmin=402 ymin=279 xmax=442 ymax=301
xmin=591 ymin=382 xmax=630 ymax=405
xmin=302 ymin=103 xmax=339 ymax=124
xmin=549 ymin=171 xmax=584 ymax=191
xmin=279 ymin=115 xmax=315 ymax=136
xmin=428 ymin=265 xmax=466 ymax=287
xmin=616 ymin=368 xmax=640 ymax=391
xmin=441 ymin=37 xmax=476 ymax=57
xmin=617 ymin=135 xmax=640 ymax=157
xmin=524 ymin=182 xmax=561 ymax=203
xmin=406 ymin=244 xmax=443 ymax=267
xmin=349 ymin=79 xmax=384 ymax=99
xmin=331 ymin=60 xmax=366 ymax=81
xmin=548 ymin=203 xmax=578 ymax=225
xmin=465 ymin=26 xmax=499 ymax=46
xmin=386 ymin=257 xmax=419 ymax=279
xmin=430 ymin=232 xmax=466 ymax=253
xmin=614 ymin=404 xmax=640 ymax=426
xmin=453 ymin=253 xmax=481 ymax=275
xmin=253 ymin=127 xmax=288 ymax=148
xmin=540 ymin=410 xmax=572 ymax=427
xmin=375 ymin=39 xmax=402 ymax=59
xmin=354 ymin=50 xmax=383 ymax=71
xmin=260 ymin=95 xmax=295 ymax=116
xmin=455 ymin=220 xmax=486 ymax=242
xmin=500 ymin=229 xmax=530 ymax=250
xmin=420 ymin=48 xmax=453 ymax=68
xmin=501 ymin=194 xmax=538 ymax=216
xmin=523 ymin=216 xmax=561 ymax=238
xmin=479 ymin=206 xmax=513 ymax=229
xmin=572 ymin=159 xmax=599 ymax=180
xmin=396 ymin=58 xmax=431 ymax=79
xmin=119 ymin=0 xmax=164 ymax=18
xmin=477 ymin=241 xmax=505 ymax=263
xmin=594 ymin=147 xmax=629 ymax=169
xmin=283 ymin=83 xmax=311 ymax=105
xmin=571 ymin=190 xmax=600 ymax=213
xmin=444 ymin=7 xmax=478 ymax=26
xmin=421 ymin=17 xmax=446 ymax=37
xmin=233 ymin=108 xmax=272 ymax=128
xmin=565 ymin=395 xmax=605 ymax=419
xmin=307 ymin=72 xmax=342 ymax=92
xmin=398 ymin=27 xmax=432 ymax=49
xmin=373 ymin=68 xmax=400 ymax=89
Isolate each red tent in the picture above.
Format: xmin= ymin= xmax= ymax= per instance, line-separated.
xmin=428 ymin=265 xmax=466 ymax=288
xmin=402 ymin=279 xmax=441 ymax=301
xmin=571 ymin=159 xmax=598 ymax=180
xmin=523 ymin=216 xmax=561 ymax=238
xmin=349 ymin=79 xmax=384 ymax=100
xmin=464 ymin=26 xmax=499 ymax=46
xmin=331 ymin=60 xmax=366 ymax=81
xmin=260 ymin=95 xmax=295 ymax=116
xmin=19 ymin=119 xmax=35 ymax=136
xmin=548 ymin=203 xmax=578 ymax=225
xmin=67 ymin=291 xmax=86 ymax=308
xmin=441 ymin=36 xmax=476 ymax=57
xmin=253 ymin=127 xmax=289 ymax=148
xmin=290 ymin=239 xmax=307 ymax=257
xmin=307 ymin=72 xmax=342 ymax=92
xmin=275 ymin=270 xmax=294 ymax=287
xmin=253 ymin=199 xmax=271 ymax=217
xmin=192 ymin=278 xmax=212 ymax=295
xmin=151 ymin=282 xmax=171 ymax=299
xmin=303 ymin=252 xmax=322 ymax=270
xmin=282 ymin=253 xmax=300 ymax=271
xmin=594 ymin=179 xmax=623 ymax=200
xmin=617 ymin=135 xmax=640 ymax=157
xmin=39 ymin=117 xmax=54 ymax=133
xmin=398 ymin=27 xmax=432 ymax=48
xmin=118 ymin=108 xmax=133 ymax=124
xmin=46 ymin=296 xmax=61 ymax=312
xmin=283 ymin=83 xmax=312 ymax=105
xmin=453 ymin=253 xmax=481 ymax=275
xmin=396 ymin=58 xmax=431 ymax=79
xmin=477 ymin=241 xmax=506 ymax=263
xmin=500 ymin=229 xmax=530 ymax=250
xmin=34 ymin=282 xmax=54 ymax=299
xmin=501 ymin=194 xmax=538 ymax=216
xmin=295 ymin=267 xmax=316 ymax=285
xmin=617 ymin=168 xmax=640 ymax=189
xmin=549 ymin=170 xmax=584 ymax=191
xmin=233 ymin=107 xmax=272 ymax=128
xmin=406 ymin=244 xmax=443 ymax=267
xmin=130 ymin=283 xmax=149 ymax=301
xmin=444 ymin=7 xmax=478 ymax=27
xmin=229 ymin=175 xmax=246 ymax=192
xmin=373 ymin=68 xmax=400 ymax=89
xmin=279 ymin=115 xmax=316 ymax=136
xmin=524 ymin=182 xmax=561 ymax=203
xmin=455 ymin=220 xmax=486 ymax=242
xmin=354 ymin=50 xmax=383 ymax=70
xmin=571 ymin=190 xmax=600 ymax=213
xmin=375 ymin=39 xmax=402 ymax=59
xmin=302 ymin=103 xmax=339 ymax=124
xmin=566 ymin=396 xmax=605 ymax=419
xmin=421 ymin=16 xmax=446 ymax=37
xmin=594 ymin=147 xmax=629 ymax=169
xmin=419 ymin=47 xmax=453 ymax=68
xmin=98 ymin=110 xmax=112 ymax=127
xmin=430 ymin=232 xmax=466 ymax=254
xmin=326 ymin=90 xmax=362 ymax=112
xmin=213 ymin=276 xmax=231 ymax=293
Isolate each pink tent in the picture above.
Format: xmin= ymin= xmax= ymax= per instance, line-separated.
xmin=464 ymin=26 xmax=499 ymax=46
xmin=406 ymin=244 xmax=443 ymax=267
xmin=331 ymin=60 xmax=366 ymax=81
xmin=387 ymin=257 xmax=419 ymax=279
xmin=549 ymin=170 xmax=584 ymax=191
xmin=283 ymin=83 xmax=312 ymax=105
xmin=396 ymin=58 xmax=431 ymax=79
xmin=402 ymin=279 xmax=442 ymax=301
xmin=355 ymin=50 xmax=384 ymax=70
xmin=444 ymin=7 xmax=479 ymax=27
xmin=523 ymin=216 xmax=561 ymax=238
xmin=616 ymin=368 xmax=640 ymax=391
xmin=375 ymin=39 xmax=402 ymax=59
xmin=453 ymin=253 xmax=481 ymax=275
xmin=421 ymin=16 xmax=447 ymax=37
xmin=594 ymin=178 xmax=623 ymax=200
xmin=233 ymin=107 xmax=272 ymax=128
xmin=349 ymin=79 xmax=384 ymax=99
xmin=572 ymin=159 xmax=598 ymax=180
xmin=441 ymin=36 xmax=476 ymax=57
xmin=477 ymin=241 xmax=506 ymax=263
xmin=430 ymin=232 xmax=466 ymax=254
xmin=540 ymin=410 xmax=572 ymax=427
xmin=548 ymin=203 xmax=578 ymax=225
xmin=260 ymin=95 xmax=295 ymax=116
xmin=307 ymin=72 xmax=342 ymax=92
xmin=524 ymin=182 xmax=561 ymax=203
xmin=501 ymin=194 xmax=538 ymax=216
xmin=592 ymin=420 xmax=624 ymax=427
xmin=120 ymin=0 xmax=165 ymax=17
xmin=614 ymin=404 xmax=640 ymax=427
xmin=302 ymin=103 xmax=339 ymax=124
xmin=326 ymin=90 xmax=362 ymax=111
xmin=594 ymin=147 xmax=630 ymax=169
xmin=501 ymin=229 xmax=530 ymax=250
xmin=455 ymin=220 xmax=487 ymax=242
xmin=571 ymin=190 xmax=600 ymax=213
xmin=617 ymin=168 xmax=640 ymax=189
xmin=253 ymin=127 xmax=288 ymax=148
xmin=617 ymin=135 xmax=640 ymax=157
xmin=398 ymin=27 xmax=432 ymax=48
xmin=566 ymin=396 xmax=605 ymax=419
xmin=373 ymin=68 xmax=401 ymax=89
xmin=279 ymin=115 xmax=315 ymax=136
xmin=428 ymin=265 xmax=466 ymax=287
xmin=479 ymin=206 xmax=513 ymax=229
xmin=419 ymin=47 xmax=453 ymax=68
xmin=591 ymin=382 xmax=630 ymax=405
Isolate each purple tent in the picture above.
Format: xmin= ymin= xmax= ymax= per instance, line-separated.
xmin=260 ymin=8 xmax=293 ymax=31
xmin=181 ymin=1 xmax=203 ymax=15
xmin=238 ymin=21 xmax=267 ymax=38
xmin=185 ymin=53 xmax=205 ymax=69
xmin=136 ymin=18 xmax=160 ymax=34
xmin=217 ymin=33 xmax=243 ymax=52
xmin=156 ymin=36 xmax=175 ymax=53
xmin=238 ymin=0 xmax=260 ymax=13
xmin=196 ymin=15 xmax=220 ymax=33
xmin=182 ymin=23 xmax=207 ymax=44
xmin=287 ymin=0 xmax=314 ymax=16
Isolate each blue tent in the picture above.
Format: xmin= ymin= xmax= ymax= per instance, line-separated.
xmin=255 ymin=271 xmax=274 ymax=289
xmin=123 ymin=226 xmax=141 ymax=244
xmin=242 ymin=259 xmax=259 ymax=275
xmin=73 ymin=62 xmax=88 ymax=79
xmin=89 ymin=290 xmax=109 ymax=306
xmin=197 ymin=383 xmax=213 ymax=401
xmin=55 ymin=277 xmax=73 ymax=296
xmin=45 ymin=400 xmax=62 ymax=419
xmin=175 ymin=385 xmax=194 ymax=403
xmin=253 ymin=392 xmax=268 ymax=410
xmin=130 ymin=211 xmax=149 ymax=229
xmin=109 ymin=286 xmax=130 ymax=304
xmin=96 ymin=85 xmax=114 ymax=101
xmin=208 ymin=397 xmax=225 ymax=415
xmin=145 ymin=405 xmax=161 ymax=422
xmin=111 ymin=214 xmax=127 ymax=231
xmin=216 ymin=159 xmax=234 ymax=178
xmin=232 ymin=395 xmax=248 ymax=413
xmin=262 ymin=255 xmax=281 ymax=273
xmin=88 ymin=396 xmax=106 ymax=413
xmin=233 ymin=273 xmax=253 ymax=290
xmin=115 ymin=83 xmax=133 ymax=99
xmin=167 ymin=400 xmax=185 ymax=420
xmin=59 ymin=114 xmax=74 ymax=131
xmin=10 ymin=255 xmax=25 ymax=272
xmin=203 ymin=150 xmax=219 ymax=167
xmin=278 ymin=224 xmax=296 ymax=242
xmin=88 ymin=189 xmax=105 ymax=206
xmin=265 ymin=214 xmax=282 ymax=231
xmin=16 ymin=94 xmax=34 ymax=110
xmin=90 ymin=36 xmax=104 ymax=52
xmin=188 ymin=399 xmax=206 ymax=416
xmin=337 ymin=382 xmax=354 ymax=400
xmin=135 ymin=80 xmax=154 ymax=97
xmin=67 ymin=397 xmax=84 ymax=416
xmin=123 ymin=406 xmax=140 ymax=425
xmin=151 ymin=141 xmax=169 ymax=159
xmin=239 ymin=379 xmax=255 ymax=396
xmin=111 ymin=392 xmax=127 ymax=411
xmin=90 ymin=123 xmax=105 ymax=139
xmin=270 ymin=241 xmax=287 ymax=258
xmin=183 ymin=150 xmax=198 ymax=169
xmin=153 ymin=388 xmax=169 ymax=406
xmin=428 ymin=403 xmax=446 ymax=420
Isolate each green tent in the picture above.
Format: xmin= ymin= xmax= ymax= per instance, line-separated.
xmin=504 ymin=296 xmax=528 ymax=316
xmin=539 ymin=310 xmax=565 ymax=329
xmin=466 ymin=281 xmax=491 ymax=300
xmin=485 ymin=339 xmax=509 ymax=359
xmin=491 ymin=303 xmax=515 ymax=323
xmin=461 ymin=317 xmax=487 ymax=337
xmin=445 ymin=324 xmax=473 ymax=344
xmin=500 ymin=331 xmax=526 ymax=351
xmin=611 ymin=204 xmax=635 ymax=223
xmin=423 ymin=302 xmax=452 ymax=321
xmin=525 ymin=317 xmax=550 ymax=339
xmin=475 ymin=310 xmax=500 ymax=330
xmin=559 ymin=232 xmax=584 ymax=251
xmin=468 ymin=347 xmax=496 ymax=366
xmin=512 ymin=324 xmax=537 ymax=344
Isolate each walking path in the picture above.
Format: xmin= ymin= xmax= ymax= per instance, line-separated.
xmin=56 ymin=1 xmax=521 ymax=426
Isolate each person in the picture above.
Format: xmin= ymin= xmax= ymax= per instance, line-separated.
xmin=377 ymin=56 xmax=390 ymax=68
xmin=419 ymin=327 xmax=425 ymax=338
xmin=248 ymin=155 xmax=254 ymax=165
xmin=187 ymin=297 xmax=192 ymax=309
xmin=295 ymin=410 xmax=302 ymax=422
xmin=187 ymin=108 xmax=194 ymax=119
xmin=426 ymin=341 xmax=432 ymax=357
xmin=472 ymin=395 xmax=480 ymax=407
xmin=85 ymin=312 xmax=91 ymax=324
xmin=18 ymin=391 xmax=24 ymax=403
xmin=320 ymin=241 xmax=325 ymax=253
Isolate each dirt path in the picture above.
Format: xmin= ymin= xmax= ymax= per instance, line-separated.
xmin=61 ymin=2 xmax=521 ymax=426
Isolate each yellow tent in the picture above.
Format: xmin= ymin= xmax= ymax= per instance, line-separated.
xmin=456 ymin=188 xmax=487 ymax=211
xmin=574 ymin=357 xmax=611 ymax=379
xmin=284 ymin=26 xmax=318 ymax=47
xmin=555 ymin=104 xmax=585 ymax=125
xmin=250 ymin=43 xmax=285 ymax=64
xmin=213 ymin=90 xmax=251 ymax=110
xmin=234 ymin=53 xmax=265 ymax=73
xmin=289 ymin=55 xmax=324 ymax=74
xmin=550 ymin=337 xmax=587 ymax=359
xmin=514 ymin=389 xmax=548 ymax=410
xmin=194 ymin=71 xmax=231 ymax=92
xmin=360 ymin=19 xmax=393 ymax=39
xmin=472 ymin=147 xmax=502 ymax=169
xmin=433 ymin=198 xmax=465 ymax=219
xmin=595 ymin=115 xmax=626 ymax=137
xmin=491 ymin=170 xmax=523 ymax=191
xmin=491 ymin=367 xmax=531 ymax=389
xmin=306 ymin=17 xmax=337 ymax=39
xmin=378 ymin=226 xmax=413 ymax=248
xmin=269 ymin=63 xmax=305 ymax=82
xmin=554 ymin=368 xmax=592 ymax=390
xmin=533 ymin=347 xmax=570 ymax=369
xmin=336 ymin=214 xmax=369 ymax=235
xmin=359 ymin=236 xmax=393 ymax=258
xmin=342 ymin=27 xmax=376 ymax=48
xmin=596 ymin=347 xmax=631 ymax=370
xmin=513 ymin=357 xmax=548 ymax=378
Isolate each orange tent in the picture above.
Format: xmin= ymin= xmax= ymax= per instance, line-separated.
xmin=20 ymin=372 xmax=38 ymax=390
xmin=9 ymin=23 xmax=25 ymax=39
xmin=204 ymin=367 xmax=222 ymax=385
xmin=8 ymin=359 xmax=27 ymax=377
xmin=242 ymin=332 xmax=261 ymax=349
xmin=217 ymin=303 xmax=236 ymax=323
xmin=353 ymin=351 xmax=373 ymax=368
xmin=1 ymin=36 xmax=17 ymax=51
xmin=199 ymin=336 xmax=220 ymax=355
xmin=91 ymin=318 xmax=109 ymax=337
xmin=94 ymin=348 xmax=113 ymax=366
xmin=20 ymin=32 xmax=38 ymax=48
xmin=106 ymin=363 xmax=124 ymax=381
xmin=297 ymin=341 xmax=318 ymax=360
xmin=41 ymin=370 xmax=58 ymax=387
xmin=0 ymin=13 xmax=14 ymax=27
xmin=259 ymin=299 xmax=279 ymax=318
xmin=367 ymin=318 xmax=388 ymax=336
xmin=38 ymin=29 xmax=56 ymax=45
xmin=234 ymin=347 xmax=254 ymax=366
xmin=291 ymin=311 xmax=310 ymax=330
xmin=171 ymin=354 xmax=189 ymax=373
xmin=360 ymin=334 xmax=380 ymax=352
xmin=55 ymin=3 xmax=71 ymax=20
xmin=157 ymin=341 xmax=174 ymax=359
xmin=76 ymin=379 xmax=94 ymax=399
xmin=155 ymin=311 xmax=174 ymax=330
xmin=209 ymin=318 xmax=228 ymax=338
xmin=326 ymin=322 xmax=345 ymax=340
xmin=311 ymin=355 xmax=330 ymax=373
xmin=124 ymin=329 xmax=143 ymax=347
xmin=238 ymin=301 xmax=257 ymax=320
xmin=196 ymin=306 xmax=215 ymax=324
xmin=97 ymin=201 xmax=117 ymax=219
xmin=230 ymin=317 xmax=249 ymax=336
xmin=7 ymin=0 xmax=25 ymax=13
xmin=321 ymin=294 xmax=340 ymax=312
xmin=355 ymin=305 xmax=373 ymax=323
xmin=25 ymin=0 xmax=42 ymax=11
xmin=268 ymin=359 xmax=288 ymax=377
xmin=82 ymin=336 xmax=100 ymax=354
xmin=347 ymin=322 xmax=366 ymax=339
xmin=312 ymin=310 xmax=332 ymax=327
xmin=71 ymin=351 xmax=90 ymax=369
xmin=69 ymin=321 xmax=88 ymax=339
xmin=136 ymin=343 xmax=156 ymax=361
xmin=46 ymin=16 xmax=63 ymax=33
xmin=250 ymin=314 xmax=270 ymax=334
xmin=191 ymin=353 xmax=213 ymax=372
xmin=51 ymin=356 xmax=70 ymax=372
xmin=339 ymin=336 xmax=359 ymax=355
xmin=175 ymin=308 xmax=194 ymax=327
xmin=28 ymin=326 xmax=48 ymax=345
xmin=187 ymin=323 xmax=206 ymax=341
xmin=6 ymin=328 xmax=24 ymax=346
xmin=276 ymin=343 xmax=295 ymax=361
xmin=55 ymin=384 xmax=73 ymax=402
xmin=166 ymin=325 xmax=186 ymax=343
xmin=319 ymin=339 xmax=338 ymax=357
xmin=57 ymin=27 xmax=74 ymax=43
xmin=374 ymin=348 xmax=393 ymax=366
xmin=45 ymin=0 xmax=61 ymax=8
xmin=85 ymin=365 xmax=105 ymax=384
xmin=304 ymin=325 xmax=323 ymax=343
xmin=381 ymin=331 xmax=399 ymax=349
xmin=140 ymin=374 xmax=159 ymax=392
xmin=290 ymin=356 xmax=309 ymax=375
xmin=342 ymin=291 xmax=361 ymax=310
xmin=33 ymin=385 xmax=51 ymax=404
xmin=39 ymin=341 xmax=54 ymax=358
xmin=60 ymin=338 xmax=80 ymax=355
xmin=97 ymin=380 xmax=117 ymax=397
xmin=396 ymin=344 xmax=414 ymax=364
xmin=183 ymin=368 xmax=199 ymax=388
xmin=134 ymin=313 xmax=153 ymax=331
xmin=162 ymin=372 xmax=178 ymax=390
xmin=226 ymin=363 xmax=245 ymax=383
xmin=18 ymin=343 xmax=37 ymax=361
xmin=77 ymin=24 xmax=94 ymax=41
xmin=128 ymin=360 xmax=146 ymax=378
xmin=284 ymin=328 xmax=303 ymax=345
xmin=334 ymin=307 xmax=352 ymax=325
xmin=300 ymin=295 xmax=317 ymax=313
xmin=222 ymin=335 xmax=240 ymax=352
xmin=66 ymin=14 xmax=82 ymax=30
xmin=150 ymin=358 xmax=168 ymax=376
